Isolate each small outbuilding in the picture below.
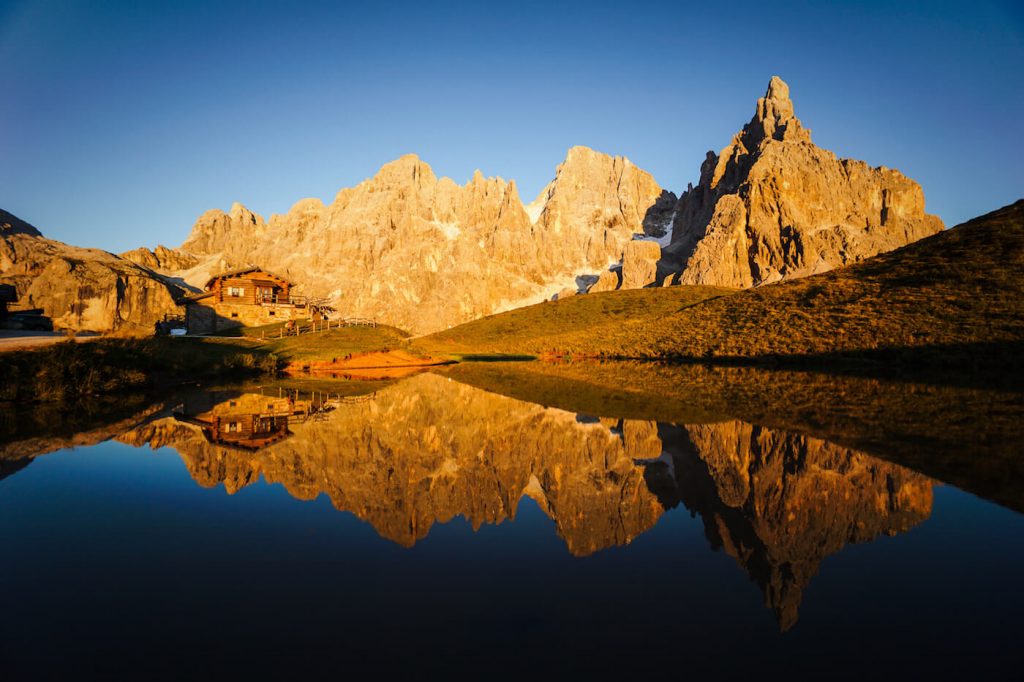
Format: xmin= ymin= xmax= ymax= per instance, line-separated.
xmin=0 ymin=284 xmax=15 ymax=321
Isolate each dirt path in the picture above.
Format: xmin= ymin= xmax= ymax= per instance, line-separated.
xmin=0 ymin=331 xmax=99 ymax=352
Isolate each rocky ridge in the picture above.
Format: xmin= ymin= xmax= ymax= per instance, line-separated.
xmin=69 ymin=75 xmax=945 ymax=334
xmin=145 ymin=147 xmax=672 ymax=334
xmin=0 ymin=209 xmax=184 ymax=333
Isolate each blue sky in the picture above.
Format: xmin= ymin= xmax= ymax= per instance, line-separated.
xmin=1 ymin=0 xmax=1022 ymax=252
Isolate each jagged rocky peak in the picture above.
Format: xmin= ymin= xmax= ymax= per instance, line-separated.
xmin=533 ymin=145 xmax=674 ymax=258
xmin=372 ymin=153 xmax=437 ymax=187
xmin=748 ymin=75 xmax=808 ymax=145
xmin=669 ymin=75 xmax=944 ymax=288
xmin=180 ymin=202 xmax=266 ymax=258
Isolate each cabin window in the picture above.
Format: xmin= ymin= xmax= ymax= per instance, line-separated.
xmin=227 ymin=422 xmax=238 ymax=433
xmin=228 ymin=286 xmax=244 ymax=297
xmin=231 ymin=312 xmax=238 ymax=318
xmin=269 ymin=311 xmax=275 ymax=316
xmin=229 ymin=401 xmax=237 ymax=407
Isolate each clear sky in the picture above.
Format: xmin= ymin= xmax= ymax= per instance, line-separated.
xmin=1 ymin=0 xmax=1022 ymax=253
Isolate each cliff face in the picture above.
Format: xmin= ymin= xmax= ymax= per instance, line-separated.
xmin=667 ymin=77 xmax=944 ymax=287
xmin=528 ymin=146 xmax=674 ymax=274
xmin=144 ymin=148 xmax=671 ymax=334
xmin=116 ymin=373 xmax=933 ymax=630
xmin=0 ymin=209 xmax=184 ymax=333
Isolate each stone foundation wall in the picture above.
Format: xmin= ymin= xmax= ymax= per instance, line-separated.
xmin=186 ymin=301 xmax=307 ymax=334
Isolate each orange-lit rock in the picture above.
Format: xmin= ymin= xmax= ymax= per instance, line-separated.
xmin=668 ymin=76 xmax=944 ymax=288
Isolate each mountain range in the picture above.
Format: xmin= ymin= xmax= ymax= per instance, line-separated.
xmin=2 ymin=76 xmax=944 ymax=334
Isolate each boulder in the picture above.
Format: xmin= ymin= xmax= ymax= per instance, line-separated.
xmin=1 ymin=210 xmax=184 ymax=334
xmin=620 ymin=240 xmax=662 ymax=289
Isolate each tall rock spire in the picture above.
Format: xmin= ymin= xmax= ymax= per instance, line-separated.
xmin=667 ymin=76 xmax=943 ymax=288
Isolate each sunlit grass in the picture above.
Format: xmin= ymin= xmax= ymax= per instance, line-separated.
xmin=259 ymin=324 xmax=412 ymax=361
xmin=415 ymin=201 xmax=1024 ymax=366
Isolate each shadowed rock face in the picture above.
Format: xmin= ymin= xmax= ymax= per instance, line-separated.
xmin=0 ymin=209 xmax=184 ymax=333
xmin=114 ymin=375 xmax=933 ymax=630
xmin=143 ymin=147 xmax=669 ymax=334
xmin=668 ymin=76 xmax=944 ymax=288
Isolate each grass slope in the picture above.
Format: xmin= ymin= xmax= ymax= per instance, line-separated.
xmin=257 ymin=325 xmax=410 ymax=361
xmin=414 ymin=285 xmax=735 ymax=358
xmin=0 ymin=338 xmax=278 ymax=403
xmin=416 ymin=200 xmax=1024 ymax=365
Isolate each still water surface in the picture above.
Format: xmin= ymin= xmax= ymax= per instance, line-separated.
xmin=1 ymin=364 xmax=1022 ymax=678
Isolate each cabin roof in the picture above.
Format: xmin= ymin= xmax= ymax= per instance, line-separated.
xmin=182 ymin=291 xmax=215 ymax=303
xmin=204 ymin=267 xmax=292 ymax=290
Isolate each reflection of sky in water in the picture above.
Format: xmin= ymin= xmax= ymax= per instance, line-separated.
xmin=1 ymin=436 xmax=1022 ymax=677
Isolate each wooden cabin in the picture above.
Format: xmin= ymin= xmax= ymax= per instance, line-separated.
xmin=184 ymin=267 xmax=309 ymax=334
xmin=205 ymin=268 xmax=292 ymax=305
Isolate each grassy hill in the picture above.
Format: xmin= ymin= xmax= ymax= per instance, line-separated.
xmin=258 ymin=324 xmax=410 ymax=362
xmin=412 ymin=285 xmax=734 ymax=359
xmin=415 ymin=200 xmax=1024 ymax=367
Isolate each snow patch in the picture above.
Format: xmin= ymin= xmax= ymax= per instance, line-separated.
xmin=491 ymin=253 xmax=624 ymax=314
xmin=524 ymin=197 xmax=546 ymax=223
xmin=637 ymin=209 xmax=677 ymax=248
xmin=524 ymin=183 xmax=551 ymax=224
xmin=432 ymin=221 xmax=462 ymax=240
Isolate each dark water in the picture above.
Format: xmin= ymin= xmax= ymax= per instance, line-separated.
xmin=1 ymin=364 xmax=1022 ymax=679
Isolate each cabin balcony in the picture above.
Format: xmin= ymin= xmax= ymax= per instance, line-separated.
xmin=257 ymin=293 xmax=308 ymax=308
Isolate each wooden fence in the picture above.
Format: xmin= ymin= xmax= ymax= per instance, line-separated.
xmin=260 ymin=317 xmax=377 ymax=339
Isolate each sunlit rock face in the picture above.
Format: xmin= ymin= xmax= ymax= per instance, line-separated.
xmin=144 ymin=147 xmax=670 ymax=334
xmin=0 ymin=209 xmax=184 ymax=333
xmin=643 ymin=419 xmax=933 ymax=630
xmin=667 ymin=76 xmax=944 ymax=288
xmin=120 ymin=245 xmax=199 ymax=273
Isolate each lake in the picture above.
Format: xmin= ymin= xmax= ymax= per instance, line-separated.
xmin=1 ymin=362 xmax=1022 ymax=679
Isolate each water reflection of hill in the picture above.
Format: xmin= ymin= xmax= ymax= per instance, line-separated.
xmin=443 ymin=361 xmax=1024 ymax=512
xmin=644 ymin=421 xmax=931 ymax=630
xmin=116 ymin=372 xmax=934 ymax=629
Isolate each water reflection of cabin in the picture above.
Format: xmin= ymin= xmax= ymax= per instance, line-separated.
xmin=184 ymin=267 xmax=310 ymax=334
xmin=176 ymin=393 xmax=314 ymax=451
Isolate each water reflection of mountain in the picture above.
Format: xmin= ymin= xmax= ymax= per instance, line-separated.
xmin=643 ymin=421 xmax=931 ymax=630
xmin=118 ymin=373 xmax=933 ymax=628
